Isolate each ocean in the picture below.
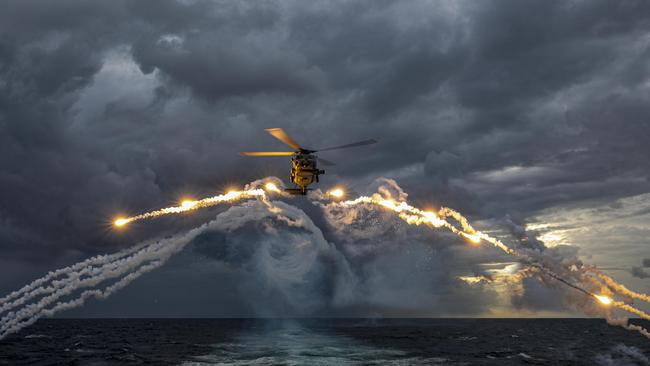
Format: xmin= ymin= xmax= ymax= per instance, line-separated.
xmin=1 ymin=319 xmax=649 ymax=365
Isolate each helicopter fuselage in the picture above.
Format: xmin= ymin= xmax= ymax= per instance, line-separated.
xmin=288 ymin=153 xmax=324 ymax=195
xmin=240 ymin=128 xmax=376 ymax=195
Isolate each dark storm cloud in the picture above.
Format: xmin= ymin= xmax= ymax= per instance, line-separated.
xmin=2 ymin=0 xmax=650 ymax=316
xmin=131 ymin=34 xmax=325 ymax=99
xmin=630 ymin=258 xmax=650 ymax=279
xmin=631 ymin=266 xmax=650 ymax=280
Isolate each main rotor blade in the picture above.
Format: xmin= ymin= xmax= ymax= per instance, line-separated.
xmin=317 ymin=157 xmax=336 ymax=166
xmin=240 ymin=151 xmax=295 ymax=156
xmin=265 ymin=128 xmax=302 ymax=150
xmin=316 ymin=139 xmax=377 ymax=152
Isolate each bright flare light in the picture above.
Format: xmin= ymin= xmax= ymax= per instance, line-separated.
xmin=462 ymin=232 xmax=481 ymax=245
xmin=114 ymin=218 xmax=129 ymax=227
xmin=595 ymin=295 xmax=612 ymax=306
xmin=181 ymin=200 xmax=198 ymax=209
xmin=112 ymin=188 xmax=266 ymax=227
xmin=335 ymin=193 xmax=650 ymax=333
xmin=106 ymin=177 xmax=650 ymax=338
xmin=265 ymin=182 xmax=280 ymax=192
xmin=329 ymin=188 xmax=345 ymax=198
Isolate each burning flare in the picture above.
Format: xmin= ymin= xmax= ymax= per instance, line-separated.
xmin=594 ymin=294 xmax=612 ymax=306
xmin=112 ymin=189 xmax=267 ymax=227
xmin=112 ymin=179 xmax=286 ymax=228
xmin=105 ymin=177 xmax=650 ymax=339
xmin=328 ymin=188 xmax=345 ymax=198
xmin=324 ymin=188 xmax=650 ymax=338
xmin=113 ymin=218 xmax=129 ymax=227
xmin=265 ymin=182 xmax=281 ymax=193
xmin=181 ymin=200 xmax=198 ymax=209
xmin=336 ymin=195 xmax=515 ymax=256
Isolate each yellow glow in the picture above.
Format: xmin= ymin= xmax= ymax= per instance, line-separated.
xmin=111 ymin=187 xmax=266 ymax=229
xmin=180 ymin=200 xmax=198 ymax=209
xmin=106 ymin=178 xmax=650 ymax=329
xmin=459 ymin=276 xmax=490 ymax=285
xmin=265 ymin=182 xmax=280 ymax=192
xmin=462 ymin=232 xmax=481 ymax=244
xmin=336 ymin=193 xmax=650 ymax=326
xmin=114 ymin=218 xmax=129 ymax=227
xmin=595 ymin=295 xmax=612 ymax=306
xmin=339 ymin=195 xmax=518 ymax=256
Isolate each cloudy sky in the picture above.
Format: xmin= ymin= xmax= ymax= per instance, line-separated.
xmin=1 ymin=0 xmax=650 ymax=318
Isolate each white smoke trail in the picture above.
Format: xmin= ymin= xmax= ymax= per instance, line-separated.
xmin=0 ymin=179 xmax=284 ymax=340
xmin=0 ymin=180 xmax=355 ymax=340
xmin=0 ymin=259 xmax=164 ymax=340
xmin=0 ymin=178 xmax=286 ymax=318
xmin=112 ymin=177 xmax=288 ymax=226
xmin=316 ymin=178 xmax=650 ymax=339
xmin=2 ymin=176 xmax=649 ymax=341
xmin=0 ymin=215 xmax=214 ymax=339
xmin=0 ymin=241 xmax=150 ymax=311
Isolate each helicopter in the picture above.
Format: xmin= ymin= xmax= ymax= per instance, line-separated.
xmin=240 ymin=128 xmax=377 ymax=195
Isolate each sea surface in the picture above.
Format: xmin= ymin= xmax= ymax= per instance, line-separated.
xmin=1 ymin=319 xmax=649 ymax=365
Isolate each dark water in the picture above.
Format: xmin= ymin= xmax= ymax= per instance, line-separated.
xmin=1 ymin=319 xmax=649 ymax=365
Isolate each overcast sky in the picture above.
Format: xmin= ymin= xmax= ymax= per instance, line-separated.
xmin=1 ymin=0 xmax=650 ymax=317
